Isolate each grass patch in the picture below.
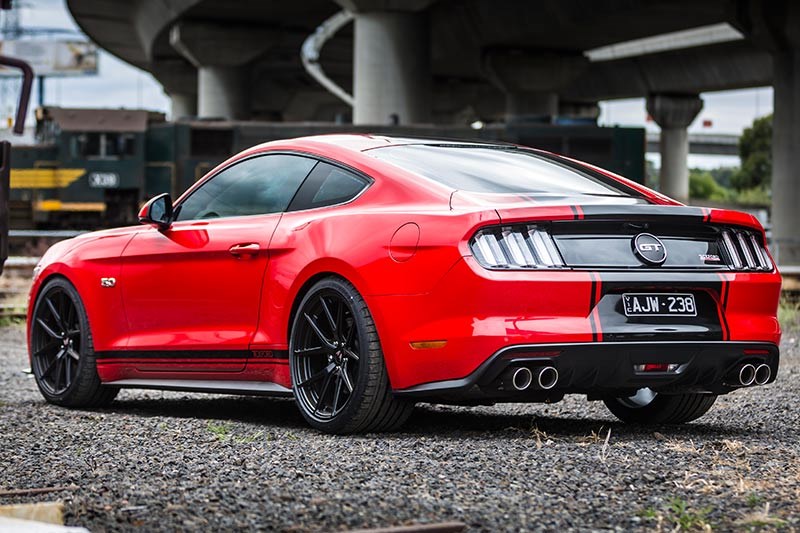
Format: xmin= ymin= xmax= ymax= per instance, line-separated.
xmin=778 ymin=296 xmax=800 ymax=331
xmin=207 ymin=421 xmax=230 ymax=440
xmin=0 ymin=315 xmax=26 ymax=328
xmin=639 ymin=498 xmax=713 ymax=531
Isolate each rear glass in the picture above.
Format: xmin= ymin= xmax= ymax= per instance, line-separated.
xmin=367 ymin=145 xmax=636 ymax=197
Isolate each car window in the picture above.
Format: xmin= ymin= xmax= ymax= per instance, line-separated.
xmin=367 ymin=145 xmax=637 ymax=197
xmin=288 ymin=162 xmax=369 ymax=211
xmin=175 ymin=154 xmax=316 ymax=221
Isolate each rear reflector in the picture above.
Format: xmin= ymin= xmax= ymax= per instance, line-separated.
xmin=409 ymin=340 xmax=447 ymax=350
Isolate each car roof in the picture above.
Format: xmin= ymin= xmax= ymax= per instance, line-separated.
xmin=278 ymin=133 xmax=515 ymax=153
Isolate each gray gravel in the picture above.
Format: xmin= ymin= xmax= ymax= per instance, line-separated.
xmin=1 ymin=324 xmax=799 ymax=532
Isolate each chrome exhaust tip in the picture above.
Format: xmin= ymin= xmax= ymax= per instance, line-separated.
xmin=754 ymin=364 xmax=771 ymax=386
xmin=738 ymin=363 xmax=756 ymax=386
xmin=536 ymin=366 xmax=559 ymax=390
xmin=511 ymin=367 xmax=533 ymax=391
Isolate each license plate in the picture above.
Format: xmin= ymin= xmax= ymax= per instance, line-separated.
xmin=622 ymin=293 xmax=697 ymax=317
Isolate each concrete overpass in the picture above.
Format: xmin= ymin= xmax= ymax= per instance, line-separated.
xmin=67 ymin=0 xmax=800 ymax=263
xmin=647 ymin=133 xmax=739 ymax=156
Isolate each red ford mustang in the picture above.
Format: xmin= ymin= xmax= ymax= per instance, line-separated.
xmin=27 ymin=135 xmax=781 ymax=433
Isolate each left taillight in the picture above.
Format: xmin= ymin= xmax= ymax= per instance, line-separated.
xmin=469 ymin=225 xmax=565 ymax=269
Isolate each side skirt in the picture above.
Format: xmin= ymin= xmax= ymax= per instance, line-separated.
xmin=102 ymin=379 xmax=293 ymax=397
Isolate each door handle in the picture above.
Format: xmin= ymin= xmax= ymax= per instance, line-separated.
xmin=229 ymin=243 xmax=260 ymax=257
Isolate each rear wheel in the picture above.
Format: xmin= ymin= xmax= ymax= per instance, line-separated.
xmin=603 ymin=388 xmax=717 ymax=424
xmin=30 ymin=277 xmax=118 ymax=407
xmin=289 ymin=277 xmax=413 ymax=434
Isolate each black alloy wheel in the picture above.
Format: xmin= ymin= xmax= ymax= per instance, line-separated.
xmin=292 ymin=287 xmax=360 ymax=420
xmin=289 ymin=277 xmax=413 ymax=433
xmin=30 ymin=277 xmax=118 ymax=407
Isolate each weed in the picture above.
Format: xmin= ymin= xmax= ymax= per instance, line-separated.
xmin=745 ymin=492 xmax=764 ymax=508
xmin=737 ymin=502 xmax=787 ymax=529
xmin=207 ymin=421 xmax=230 ymax=440
xmin=667 ymin=497 xmax=712 ymax=531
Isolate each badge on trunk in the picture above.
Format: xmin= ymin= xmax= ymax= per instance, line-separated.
xmin=632 ymin=233 xmax=667 ymax=266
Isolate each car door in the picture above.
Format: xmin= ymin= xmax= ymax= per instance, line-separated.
xmin=120 ymin=153 xmax=317 ymax=370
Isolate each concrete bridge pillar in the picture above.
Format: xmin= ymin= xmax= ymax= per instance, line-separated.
xmin=169 ymin=92 xmax=197 ymax=120
xmin=646 ymin=94 xmax=703 ymax=203
xmin=335 ymin=1 xmax=435 ymax=125
xmin=483 ymin=50 xmax=587 ymax=124
xmin=169 ymin=22 xmax=273 ymax=120
xmin=731 ymin=0 xmax=800 ymax=263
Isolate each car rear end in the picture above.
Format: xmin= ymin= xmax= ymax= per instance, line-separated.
xmin=363 ymin=143 xmax=781 ymax=405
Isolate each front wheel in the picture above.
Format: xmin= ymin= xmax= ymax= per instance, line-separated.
xmin=30 ymin=277 xmax=118 ymax=407
xmin=289 ymin=277 xmax=413 ymax=434
xmin=603 ymin=388 xmax=717 ymax=424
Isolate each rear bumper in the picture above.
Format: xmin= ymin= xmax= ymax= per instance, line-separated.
xmin=394 ymin=341 xmax=779 ymax=401
xmin=370 ymin=256 xmax=782 ymax=391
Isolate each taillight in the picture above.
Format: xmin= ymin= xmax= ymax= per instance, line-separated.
xmin=720 ymin=229 xmax=773 ymax=271
xmin=470 ymin=225 xmax=565 ymax=269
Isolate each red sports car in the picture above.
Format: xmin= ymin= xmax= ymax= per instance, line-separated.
xmin=27 ymin=135 xmax=781 ymax=433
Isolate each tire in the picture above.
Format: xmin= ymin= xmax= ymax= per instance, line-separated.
xmin=29 ymin=277 xmax=119 ymax=408
xmin=289 ymin=277 xmax=413 ymax=434
xmin=603 ymin=388 xmax=717 ymax=424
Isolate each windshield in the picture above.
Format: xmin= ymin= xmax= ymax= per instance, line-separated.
xmin=367 ymin=144 xmax=639 ymax=197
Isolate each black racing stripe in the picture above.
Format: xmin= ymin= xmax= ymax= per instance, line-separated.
xmin=569 ymin=205 xmax=580 ymax=219
xmin=95 ymin=350 xmax=251 ymax=360
xmin=589 ymin=272 xmax=600 ymax=342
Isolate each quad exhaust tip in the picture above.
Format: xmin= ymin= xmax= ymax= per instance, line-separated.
xmin=536 ymin=366 xmax=559 ymax=390
xmin=754 ymin=363 xmax=771 ymax=386
xmin=738 ymin=363 xmax=756 ymax=387
xmin=511 ymin=367 xmax=533 ymax=391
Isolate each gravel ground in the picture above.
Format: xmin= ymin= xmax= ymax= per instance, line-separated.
xmin=1 ymin=323 xmax=798 ymax=532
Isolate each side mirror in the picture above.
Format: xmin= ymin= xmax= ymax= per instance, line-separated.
xmin=138 ymin=193 xmax=173 ymax=230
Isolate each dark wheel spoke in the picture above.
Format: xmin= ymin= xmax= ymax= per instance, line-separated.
xmin=53 ymin=357 xmax=63 ymax=391
xmin=294 ymin=346 xmax=328 ymax=357
xmin=45 ymin=297 xmax=65 ymax=330
xmin=64 ymin=357 xmax=72 ymax=387
xmin=33 ymin=339 xmax=61 ymax=358
xmin=36 ymin=318 xmax=60 ymax=339
xmin=304 ymin=313 xmax=336 ymax=349
xmin=313 ymin=371 xmax=335 ymax=416
xmin=41 ymin=350 xmax=64 ymax=378
xmin=297 ymin=363 xmax=334 ymax=388
xmin=65 ymin=329 xmax=81 ymax=338
xmin=342 ymin=347 xmax=360 ymax=361
xmin=67 ymin=348 xmax=80 ymax=361
xmin=340 ymin=365 xmax=354 ymax=393
xmin=319 ymin=297 xmax=337 ymax=335
xmin=332 ymin=371 xmax=344 ymax=414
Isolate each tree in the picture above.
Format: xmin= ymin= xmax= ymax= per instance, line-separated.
xmin=731 ymin=114 xmax=772 ymax=191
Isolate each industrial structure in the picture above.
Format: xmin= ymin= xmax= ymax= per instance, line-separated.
xmin=65 ymin=0 xmax=800 ymax=262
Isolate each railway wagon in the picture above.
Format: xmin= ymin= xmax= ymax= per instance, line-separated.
xmin=11 ymin=106 xmax=645 ymax=228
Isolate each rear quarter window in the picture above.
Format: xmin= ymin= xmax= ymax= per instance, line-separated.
xmin=288 ymin=162 xmax=369 ymax=211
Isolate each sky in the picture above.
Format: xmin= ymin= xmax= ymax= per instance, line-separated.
xmin=3 ymin=0 xmax=775 ymax=169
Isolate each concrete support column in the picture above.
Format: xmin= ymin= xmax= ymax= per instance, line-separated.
xmin=352 ymin=11 xmax=430 ymax=124
xmin=646 ymin=94 xmax=703 ymax=203
xmin=198 ymin=66 xmax=248 ymax=120
xmin=771 ymin=48 xmax=800 ymax=263
xmin=169 ymin=22 xmax=274 ymax=121
xmin=169 ymin=92 xmax=197 ymax=120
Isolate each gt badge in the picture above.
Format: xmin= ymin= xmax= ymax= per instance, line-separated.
xmin=632 ymin=233 xmax=667 ymax=266
xmin=100 ymin=277 xmax=116 ymax=287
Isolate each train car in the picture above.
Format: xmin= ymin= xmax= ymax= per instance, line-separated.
xmin=11 ymin=107 xmax=646 ymax=228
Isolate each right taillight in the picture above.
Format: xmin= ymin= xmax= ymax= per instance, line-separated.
xmin=720 ymin=229 xmax=773 ymax=271
xmin=470 ymin=225 xmax=565 ymax=269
